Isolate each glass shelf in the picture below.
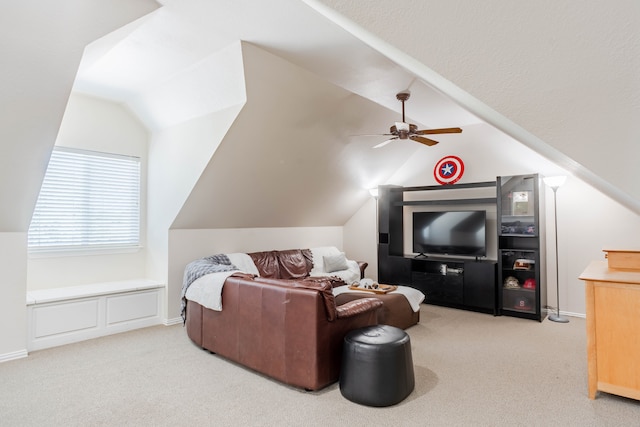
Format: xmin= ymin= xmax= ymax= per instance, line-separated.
xmin=497 ymin=174 xmax=544 ymax=321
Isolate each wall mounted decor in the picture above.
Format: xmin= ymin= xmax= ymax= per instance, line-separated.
xmin=434 ymin=155 xmax=464 ymax=185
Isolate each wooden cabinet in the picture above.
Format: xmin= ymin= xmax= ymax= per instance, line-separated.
xmin=579 ymin=249 xmax=640 ymax=401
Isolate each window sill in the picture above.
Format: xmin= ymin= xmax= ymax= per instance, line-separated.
xmin=28 ymin=245 xmax=143 ymax=259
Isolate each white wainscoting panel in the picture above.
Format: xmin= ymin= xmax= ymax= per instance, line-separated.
xmin=27 ymin=280 xmax=164 ymax=351
xmin=107 ymin=291 xmax=159 ymax=326
xmin=34 ymin=299 xmax=100 ymax=338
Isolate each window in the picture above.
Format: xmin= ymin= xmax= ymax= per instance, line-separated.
xmin=28 ymin=147 xmax=140 ymax=253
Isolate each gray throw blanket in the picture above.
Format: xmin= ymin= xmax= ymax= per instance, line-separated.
xmin=180 ymin=254 xmax=237 ymax=323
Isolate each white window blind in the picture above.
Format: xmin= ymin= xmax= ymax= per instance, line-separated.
xmin=28 ymin=147 xmax=140 ymax=252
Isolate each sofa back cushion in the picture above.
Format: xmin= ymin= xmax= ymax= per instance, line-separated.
xmin=277 ymin=249 xmax=313 ymax=279
xmin=248 ymin=251 xmax=280 ymax=278
xmin=248 ymin=249 xmax=313 ymax=279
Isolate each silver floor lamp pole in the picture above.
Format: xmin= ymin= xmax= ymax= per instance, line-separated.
xmin=545 ymin=176 xmax=569 ymax=323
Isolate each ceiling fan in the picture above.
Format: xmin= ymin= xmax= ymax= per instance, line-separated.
xmin=368 ymin=91 xmax=462 ymax=148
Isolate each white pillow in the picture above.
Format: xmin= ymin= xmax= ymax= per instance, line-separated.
xmin=309 ymin=246 xmax=341 ymax=276
xmin=323 ymin=252 xmax=348 ymax=273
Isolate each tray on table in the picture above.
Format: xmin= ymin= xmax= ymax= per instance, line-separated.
xmin=347 ymin=284 xmax=398 ymax=294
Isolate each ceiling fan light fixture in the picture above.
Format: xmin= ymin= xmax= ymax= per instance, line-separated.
xmin=395 ymin=122 xmax=410 ymax=132
xmin=365 ymin=91 xmax=463 ymax=148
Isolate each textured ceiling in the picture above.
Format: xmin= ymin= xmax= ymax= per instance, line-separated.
xmin=74 ymin=0 xmax=483 ymax=132
xmin=315 ymin=0 xmax=640 ymax=208
xmin=72 ymin=0 xmax=640 ymax=219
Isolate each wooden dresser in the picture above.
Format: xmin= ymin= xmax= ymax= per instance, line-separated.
xmin=579 ymin=249 xmax=640 ymax=400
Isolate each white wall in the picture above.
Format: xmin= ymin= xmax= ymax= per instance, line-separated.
xmin=547 ymin=177 xmax=640 ymax=317
xmin=27 ymin=94 xmax=149 ymax=290
xmin=0 ymin=0 xmax=158 ymax=360
xmin=0 ymin=233 xmax=27 ymax=359
xmin=146 ymin=104 xmax=244 ymax=320
xmin=344 ymin=197 xmax=378 ymax=279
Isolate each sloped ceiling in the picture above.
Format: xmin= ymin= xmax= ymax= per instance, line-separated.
xmin=0 ymin=0 xmax=159 ymax=232
xmin=72 ymin=0 xmax=640 ymax=228
xmin=314 ymin=0 xmax=640 ymax=207
xmin=172 ymin=42 xmax=422 ymax=228
xmin=75 ymin=0 xmax=483 ymax=132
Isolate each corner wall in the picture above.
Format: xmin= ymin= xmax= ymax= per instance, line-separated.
xmin=0 ymin=233 xmax=27 ymax=360
xmin=343 ymin=198 xmax=378 ymax=280
xmin=0 ymin=0 xmax=159 ymax=361
xmin=546 ymin=178 xmax=640 ymax=317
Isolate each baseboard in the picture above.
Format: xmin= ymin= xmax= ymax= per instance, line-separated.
xmin=0 ymin=349 xmax=28 ymax=363
xmin=543 ymin=307 xmax=586 ymax=319
xmin=562 ymin=310 xmax=586 ymax=319
xmin=164 ymin=317 xmax=183 ymax=326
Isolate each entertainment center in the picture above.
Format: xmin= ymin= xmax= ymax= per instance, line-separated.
xmin=377 ymin=175 xmax=546 ymax=320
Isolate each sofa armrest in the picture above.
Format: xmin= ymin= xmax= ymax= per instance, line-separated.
xmin=357 ymin=261 xmax=368 ymax=279
xmin=336 ymin=297 xmax=382 ymax=319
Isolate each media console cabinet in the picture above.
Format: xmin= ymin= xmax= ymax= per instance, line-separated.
xmin=410 ymin=256 xmax=496 ymax=314
xmin=377 ymin=177 xmax=546 ymax=319
xmin=377 ymin=182 xmax=499 ymax=314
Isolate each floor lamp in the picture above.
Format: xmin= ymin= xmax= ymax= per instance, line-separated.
xmin=544 ymin=175 xmax=569 ymax=323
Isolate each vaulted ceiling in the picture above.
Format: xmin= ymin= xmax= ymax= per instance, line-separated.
xmin=72 ymin=0 xmax=640 ymax=222
xmin=0 ymin=0 xmax=159 ymax=232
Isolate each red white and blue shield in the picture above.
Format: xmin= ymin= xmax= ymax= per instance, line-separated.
xmin=434 ymin=155 xmax=464 ymax=185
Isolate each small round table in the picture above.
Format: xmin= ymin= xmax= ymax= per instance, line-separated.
xmin=339 ymin=324 xmax=415 ymax=406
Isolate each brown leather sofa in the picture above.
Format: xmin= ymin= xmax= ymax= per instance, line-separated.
xmin=185 ymin=249 xmax=383 ymax=391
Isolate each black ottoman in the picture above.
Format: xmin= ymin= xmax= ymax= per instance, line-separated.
xmin=340 ymin=325 xmax=415 ymax=407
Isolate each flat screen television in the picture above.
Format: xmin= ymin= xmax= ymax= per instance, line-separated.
xmin=412 ymin=210 xmax=487 ymax=257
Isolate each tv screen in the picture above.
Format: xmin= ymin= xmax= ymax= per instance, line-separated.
xmin=413 ymin=211 xmax=487 ymax=257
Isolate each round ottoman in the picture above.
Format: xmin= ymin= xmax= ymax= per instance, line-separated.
xmin=340 ymin=325 xmax=415 ymax=407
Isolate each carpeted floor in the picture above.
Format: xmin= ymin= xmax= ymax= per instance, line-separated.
xmin=1 ymin=305 xmax=639 ymax=426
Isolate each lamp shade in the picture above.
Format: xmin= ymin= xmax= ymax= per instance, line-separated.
xmin=369 ymin=188 xmax=379 ymax=198
xmin=543 ymin=175 xmax=567 ymax=189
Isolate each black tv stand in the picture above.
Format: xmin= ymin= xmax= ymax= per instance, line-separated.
xmin=409 ymin=256 xmax=497 ymax=314
xmin=377 ymin=182 xmax=498 ymax=315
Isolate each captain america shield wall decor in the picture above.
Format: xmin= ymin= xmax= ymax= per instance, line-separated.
xmin=434 ymin=155 xmax=465 ymax=185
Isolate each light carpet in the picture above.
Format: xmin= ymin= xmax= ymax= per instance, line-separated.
xmin=1 ymin=305 xmax=639 ymax=426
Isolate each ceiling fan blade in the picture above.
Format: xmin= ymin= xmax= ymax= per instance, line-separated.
xmin=410 ymin=135 xmax=439 ymax=146
xmin=415 ymin=127 xmax=463 ymax=135
xmin=373 ymin=138 xmax=398 ymax=149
